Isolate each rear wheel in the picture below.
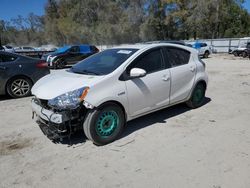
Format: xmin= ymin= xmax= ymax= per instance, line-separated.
xmin=186 ymin=83 xmax=206 ymax=108
xmin=242 ymin=51 xmax=247 ymax=58
xmin=233 ymin=51 xmax=238 ymax=56
xmin=83 ymin=103 xmax=125 ymax=146
xmin=203 ymin=51 xmax=209 ymax=58
xmin=7 ymin=77 xmax=32 ymax=98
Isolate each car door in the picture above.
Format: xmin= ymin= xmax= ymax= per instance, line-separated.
xmin=0 ymin=54 xmax=17 ymax=92
xmin=164 ymin=47 xmax=196 ymax=104
xmin=124 ymin=48 xmax=171 ymax=117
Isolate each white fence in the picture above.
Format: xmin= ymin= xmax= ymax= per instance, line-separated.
xmin=97 ymin=37 xmax=250 ymax=53
xmin=186 ymin=37 xmax=250 ymax=53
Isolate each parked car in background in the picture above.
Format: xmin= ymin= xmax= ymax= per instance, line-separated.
xmin=231 ymin=45 xmax=247 ymax=57
xmin=14 ymin=46 xmax=36 ymax=52
xmin=0 ymin=51 xmax=50 ymax=98
xmin=42 ymin=44 xmax=99 ymax=69
xmin=31 ymin=43 xmax=208 ymax=145
xmin=230 ymin=37 xmax=250 ymax=57
xmin=192 ymin=42 xmax=212 ymax=58
xmin=2 ymin=45 xmax=15 ymax=53
xmin=246 ymin=42 xmax=250 ymax=59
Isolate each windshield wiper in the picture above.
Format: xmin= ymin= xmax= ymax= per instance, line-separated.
xmin=70 ymin=67 xmax=101 ymax=75
xmin=80 ymin=70 xmax=100 ymax=75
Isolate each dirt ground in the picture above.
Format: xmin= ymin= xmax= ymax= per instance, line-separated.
xmin=0 ymin=54 xmax=250 ymax=188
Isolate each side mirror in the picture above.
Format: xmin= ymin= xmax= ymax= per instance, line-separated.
xmin=130 ymin=68 xmax=146 ymax=78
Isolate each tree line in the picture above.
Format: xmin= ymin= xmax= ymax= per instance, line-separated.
xmin=1 ymin=0 xmax=250 ymax=46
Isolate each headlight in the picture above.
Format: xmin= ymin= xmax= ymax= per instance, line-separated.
xmin=48 ymin=87 xmax=89 ymax=109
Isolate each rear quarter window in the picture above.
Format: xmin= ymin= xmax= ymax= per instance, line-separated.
xmin=165 ymin=47 xmax=190 ymax=67
xmin=201 ymin=43 xmax=207 ymax=47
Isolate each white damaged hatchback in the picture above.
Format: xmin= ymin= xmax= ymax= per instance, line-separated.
xmin=31 ymin=43 xmax=208 ymax=145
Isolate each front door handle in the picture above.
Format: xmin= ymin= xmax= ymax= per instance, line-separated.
xmin=162 ymin=75 xmax=170 ymax=81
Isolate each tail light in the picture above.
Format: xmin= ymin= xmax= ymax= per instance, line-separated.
xmin=36 ymin=60 xmax=48 ymax=68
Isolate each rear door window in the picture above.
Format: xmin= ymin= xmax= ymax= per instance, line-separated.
xmin=165 ymin=47 xmax=190 ymax=67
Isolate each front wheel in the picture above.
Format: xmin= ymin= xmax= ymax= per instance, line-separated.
xmin=186 ymin=83 xmax=206 ymax=109
xmin=83 ymin=103 xmax=125 ymax=146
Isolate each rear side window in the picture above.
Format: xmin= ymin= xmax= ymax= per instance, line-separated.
xmin=165 ymin=47 xmax=190 ymax=67
xmin=201 ymin=43 xmax=207 ymax=47
xmin=90 ymin=46 xmax=99 ymax=52
xmin=127 ymin=49 xmax=164 ymax=74
xmin=5 ymin=46 xmax=13 ymax=49
xmin=0 ymin=54 xmax=17 ymax=62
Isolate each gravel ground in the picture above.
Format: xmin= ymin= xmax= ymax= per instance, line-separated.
xmin=0 ymin=54 xmax=250 ymax=188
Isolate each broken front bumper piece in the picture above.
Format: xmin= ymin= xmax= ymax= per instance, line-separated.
xmin=31 ymin=99 xmax=69 ymax=124
xmin=31 ymin=98 xmax=84 ymax=140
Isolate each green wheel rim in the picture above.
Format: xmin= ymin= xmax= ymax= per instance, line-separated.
xmin=193 ymin=87 xmax=204 ymax=104
xmin=96 ymin=111 xmax=119 ymax=138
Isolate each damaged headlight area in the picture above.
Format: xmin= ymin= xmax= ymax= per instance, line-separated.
xmin=48 ymin=87 xmax=90 ymax=110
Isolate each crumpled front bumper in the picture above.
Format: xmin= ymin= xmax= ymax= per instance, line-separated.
xmin=31 ymin=99 xmax=69 ymax=124
xmin=31 ymin=98 xmax=83 ymax=140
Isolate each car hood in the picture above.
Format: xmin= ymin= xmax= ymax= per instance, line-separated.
xmin=236 ymin=47 xmax=247 ymax=50
xmin=31 ymin=70 xmax=105 ymax=100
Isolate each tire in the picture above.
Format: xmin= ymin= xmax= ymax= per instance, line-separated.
xmin=233 ymin=51 xmax=238 ymax=57
xmin=57 ymin=58 xmax=66 ymax=69
xmin=52 ymin=62 xmax=58 ymax=69
xmin=83 ymin=103 xmax=125 ymax=146
xmin=53 ymin=58 xmax=65 ymax=69
xmin=186 ymin=83 xmax=206 ymax=109
xmin=7 ymin=77 xmax=32 ymax=98
xmin=203 ymin=51 xmax=209 ymax=58
xmin=242 ymin=51 xmax=247 ymax=58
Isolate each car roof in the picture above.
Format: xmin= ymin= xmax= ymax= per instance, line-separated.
xmin=0 ymin=51 xmax=17 ymax=56
xmin=0 ymin=51 xmax=36 ymax=59
xmin=110 ymin=43 xmax=195 ymax=52
xmin=144 ymin=40 xmax=186 ymax=45
xmin=63 ymin=44 xmax=94 ymax=47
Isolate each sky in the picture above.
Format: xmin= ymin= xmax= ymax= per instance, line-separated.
xmin=0 ymin=0 xmax=249 ymax=22
xmin=0 ymin=0 xmax=47 ymax=21
xmin=244 ymin=0 xmax=250 ymax=12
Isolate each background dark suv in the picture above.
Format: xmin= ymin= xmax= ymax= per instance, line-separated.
xmin=42 ymin=44 xmax=99 ymax=69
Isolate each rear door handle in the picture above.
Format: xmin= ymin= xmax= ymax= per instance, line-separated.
xmin=190 ymin=66 xmax=195 ymax=72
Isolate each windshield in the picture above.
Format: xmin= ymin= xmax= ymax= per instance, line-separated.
xmin=70 ymin=48 xmax=138 ymax=75
xmin=55 ymin=46 xmax=71 ymax=53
